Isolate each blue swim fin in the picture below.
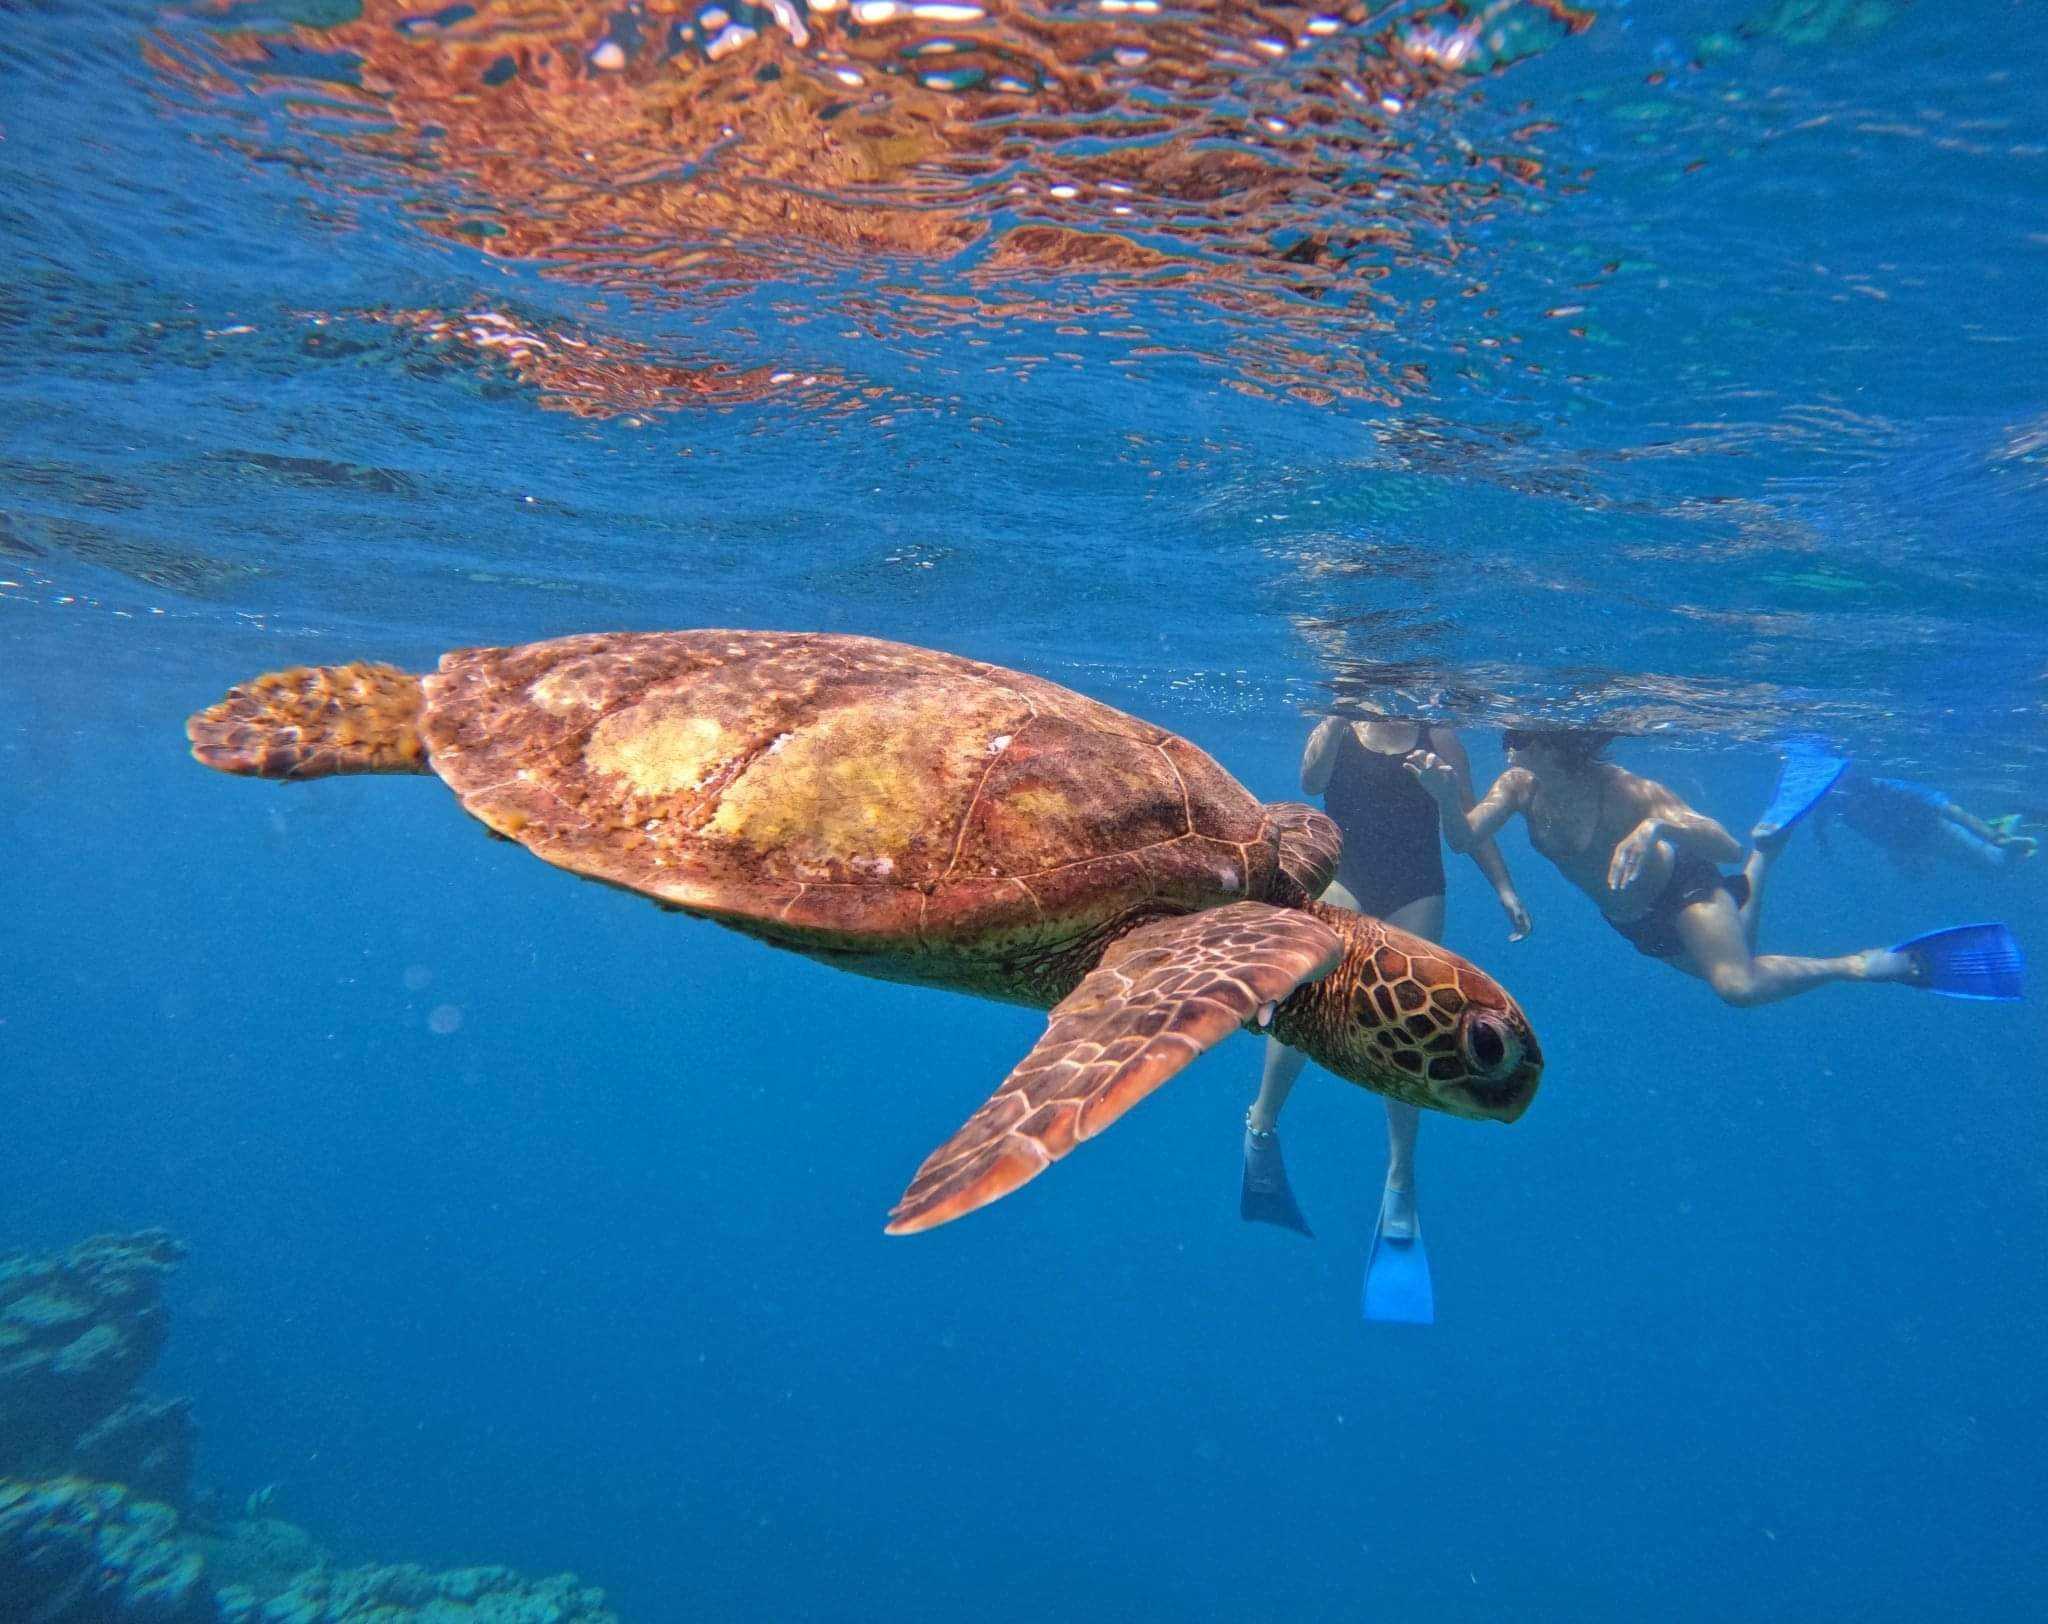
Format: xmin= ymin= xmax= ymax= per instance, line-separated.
xmin=1891 ymin=923 xmax=2026 ymax=1001
xmin=1240 ymin=1125 xmax=1313 ymax=1238
xmin=1755 ymin=745 xmax=1850 ymax=848
xmin=1362 ymin=1187 xmax=1434 ymax=1325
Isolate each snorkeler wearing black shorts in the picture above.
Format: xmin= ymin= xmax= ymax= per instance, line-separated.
xmin=1411 ymin=729 xmax=2021 ymax=1005
xmin=1243 ymin=715 xmax=1528 ymax=1322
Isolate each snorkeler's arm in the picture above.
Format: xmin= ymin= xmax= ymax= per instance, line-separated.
xmin=1409 ymin=755 xmax=1528 ymax=853
xmin=1630 ymin=783 xmax=1744 ymax=864
xmin=1431 ymin=730 xmax=1531 ymax=939
xmin=1299 ymin=716 xmax=1348 ymax=795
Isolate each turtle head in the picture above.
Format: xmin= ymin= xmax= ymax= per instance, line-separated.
xmin=1294 ymin=910 xmax=1543 ymax=1123
xmin=1441 ymin=993 xmax=1543 ymax=1122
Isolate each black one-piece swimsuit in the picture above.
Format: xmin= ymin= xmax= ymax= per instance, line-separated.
xmin=1321 ymin=726 xmax=1446 ymax=919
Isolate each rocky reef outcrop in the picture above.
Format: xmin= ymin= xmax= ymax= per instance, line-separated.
xmin=0 ymin=1229 xmax=621 ymax=1623
xmin=218 ymin=1560 xmax=618 ymax=1624
xmin=0 ymin=1229 xmax=194 ymax=1497
xmin=72 ymin=1395 xmax=199 ymax=1506
xmin=0 ymin=1475 xmax=218 ymax=1624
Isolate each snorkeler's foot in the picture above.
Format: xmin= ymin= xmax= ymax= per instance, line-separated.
xmin=1240 ymin=1122 xmax=1314 ymax=1238
xmin=1752 ymin=747 xmax=1850 ymax=855
xmin=1857 ymin=949 xmax=1934 ymax=997
xmin=1858 ymin=948 xmax=1914 ymax=985
xmin=1750 ymin=821 xmax=1793 ymax=859
xmin=1881 ymin=925 xmax=2027 ymax=1001
xmin=1363 ymin=1184 xmax=1433 ymax=1325
xmin=1379 ymin=1182 xmax=1418 ymax=1241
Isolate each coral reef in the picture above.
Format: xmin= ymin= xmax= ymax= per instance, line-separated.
xmin=2 ymin=1230 xmax=622 ymax=1622
xmin=195 ymin=1516 xmax=328 ymax=1601
xmin=219 ymin=1561 xmax=618 ymax=1624
xmin=73 ymin=1396 xmax=199 ymax=1505
xmin=0 ymin=1229 xmax=194 ymax=1499
xmin=0 ymin=1475 xmax=218 ymax=1624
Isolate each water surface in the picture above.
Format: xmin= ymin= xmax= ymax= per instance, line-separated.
xmin=3 ymin=2 xmax=2044 ymax=1619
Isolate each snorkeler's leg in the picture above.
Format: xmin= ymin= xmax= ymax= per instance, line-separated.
xmin=1241 ymin=880 xmax=1363 ymax=1235
xmin=1384 ymin=890 xmax=1446 ymax=945
xmin=1674 ymin=893 xmax=1890 ymax=1006
xmin=1362 ymin=1092 xmax=1433 ymax=1324
xmin=1934 ymin=803 xmax=2024 ymax=868
xmin=1942 ymin=801 xmax=2005 ymax=844
xmin=1378 ymin=1100 xmax=1421 ymax=1240
xmin=1937 ymin=818 xmax=2010 ymax=869
xmin=1243 ymin=1039 xmax=1314 ymax=1236
xmin=1376 ymin=891 xmax=1444 ymax=1239
xmin=1358 ymin=891 xmax=1442 ymax=1320
xmin=1248 ymin=1037 xmax=1306 ymax=1135
xmin=1737 ymin=840 xmax=1774 ymax=952
xmin=1246 ymin=877 xmax=1362 ymax=1132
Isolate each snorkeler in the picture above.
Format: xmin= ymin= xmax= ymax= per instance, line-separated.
xmin=1408 ymin=729 xmax=2024 ymax=1005
xmin=1814 ymin=764 xmax=2040 ymax=871
xmin=1243 ymin=714 xmax=1530 ymax=1324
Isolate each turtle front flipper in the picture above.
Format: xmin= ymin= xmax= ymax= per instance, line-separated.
xmin=885 ymin=902 xmax=1343 ymax=1235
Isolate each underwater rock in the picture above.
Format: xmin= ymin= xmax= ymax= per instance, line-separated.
xmin=219 ymin=1559 xmax=618 ymax=1624
xmin=4 ymin=1234 xmax=624 ymax=1619
xmin=0 ymin=1474 xmax=219 ymax=1624
xmin=72 ymin=1396 xmax=198 ymax=1506
xmin=0 ymin=1230 xmax=187 ymax=1479
xmin=193 ymin=1515 xmax=328 ymax=1602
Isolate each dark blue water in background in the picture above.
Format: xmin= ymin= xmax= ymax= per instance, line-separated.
xmin=4 ymin=2 xmax=2046 ymax=1619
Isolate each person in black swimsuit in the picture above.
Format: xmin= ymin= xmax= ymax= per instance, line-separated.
xmin=1410 ymin=728 xmax=1929 ymax=1003
xmin=1242 ymin=715 xmax=1529 ymax=1244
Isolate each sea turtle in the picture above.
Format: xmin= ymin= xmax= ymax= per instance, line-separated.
xmin=186 ymin=629 xmax=1542 ymax=1232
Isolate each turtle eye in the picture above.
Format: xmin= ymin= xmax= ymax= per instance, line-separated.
xmin=1462 ymin=1013 xmax=1520 ymax=1081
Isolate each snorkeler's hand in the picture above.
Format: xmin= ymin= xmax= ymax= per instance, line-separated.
xmin=1500 ymin=892 xmax=1532 ymax=943
xmin=1403 ymin=750 xmax=1459 ymax=803
xmin=1608 ymin=819 xmax=1664 ymax=893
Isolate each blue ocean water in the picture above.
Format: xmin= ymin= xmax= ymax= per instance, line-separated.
xmin=3 ymin=1 xmax=2045 ymax=1619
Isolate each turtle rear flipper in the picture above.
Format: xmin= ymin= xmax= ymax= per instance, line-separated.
xmin=187 ymin=662 xmax=430 ymax=780
xmin=885 ymin=902 xmax=1343 ymax=1235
